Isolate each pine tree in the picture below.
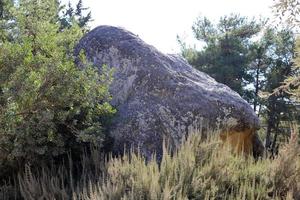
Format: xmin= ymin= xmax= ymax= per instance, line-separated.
xmin=262 ymin=29 xmax=295 ymax=152
xmin=182 ymin=14 xmax=261 ymax=101
xmin=248 ymin=27 xmax=274 ymax=114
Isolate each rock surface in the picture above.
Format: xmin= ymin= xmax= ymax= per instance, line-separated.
xmin=75 ymin=26 xmax=262 ymax=158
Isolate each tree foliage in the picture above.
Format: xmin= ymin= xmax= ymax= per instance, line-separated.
xmin=0 ymin=0 xmax=115 ymax=178
xmin=262 ymin=29 xmax=295 ymax=151
xmin=0 ymin=0 xmax=14 ymax=42
xmin=59 ymin=0 xmax=92 ymax=31
xmin=273 ymin=0 xmax=300 ymax=102
xmin=182 ymin=14 xmax=261 ymax=101
xmin=273 ymin=0 xmax=300 ymax=27
xmin=247 ymin=28 xmax=274 ymax=114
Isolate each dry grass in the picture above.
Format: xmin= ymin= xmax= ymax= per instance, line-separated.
xmin=1 ymin=129 xmax=299 ymax=200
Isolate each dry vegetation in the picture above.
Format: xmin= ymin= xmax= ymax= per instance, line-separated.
xmin=0 ymin=129 xmax=299 ymax=200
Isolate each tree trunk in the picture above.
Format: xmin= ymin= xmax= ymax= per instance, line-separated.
xmin=265 ymin=120 xmax=272 ymax=150
xmin=265 ymin=101 xmax=275 ymax=150
xmin=253 ymin=59 xmax=261 ymax=113
xmin=271 ymin=120 xmax=280 ymax=155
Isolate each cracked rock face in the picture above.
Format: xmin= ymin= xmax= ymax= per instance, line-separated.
xmin=75 ymin=26 xmax=261 ymax=159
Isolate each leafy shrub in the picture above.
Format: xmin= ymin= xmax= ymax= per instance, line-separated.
xmin=0 ymin=0 xmax=115 ymax=178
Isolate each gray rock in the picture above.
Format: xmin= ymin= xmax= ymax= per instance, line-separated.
xmin=75 ymin=25 xmax=262 ymax=159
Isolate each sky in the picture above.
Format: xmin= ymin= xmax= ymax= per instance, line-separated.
xmin=64 ymin=0 xmax=275 ymax=53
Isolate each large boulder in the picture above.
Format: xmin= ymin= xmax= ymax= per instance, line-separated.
xmin=75 ymin=26 xmax=262 ymax=159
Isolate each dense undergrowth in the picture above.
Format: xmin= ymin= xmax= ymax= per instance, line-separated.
xmin=0 ymin=129 xmax=299 ymax=200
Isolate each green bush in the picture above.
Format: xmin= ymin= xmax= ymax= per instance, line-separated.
xmin=0 ymin=0 xmax=115 ymax=178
